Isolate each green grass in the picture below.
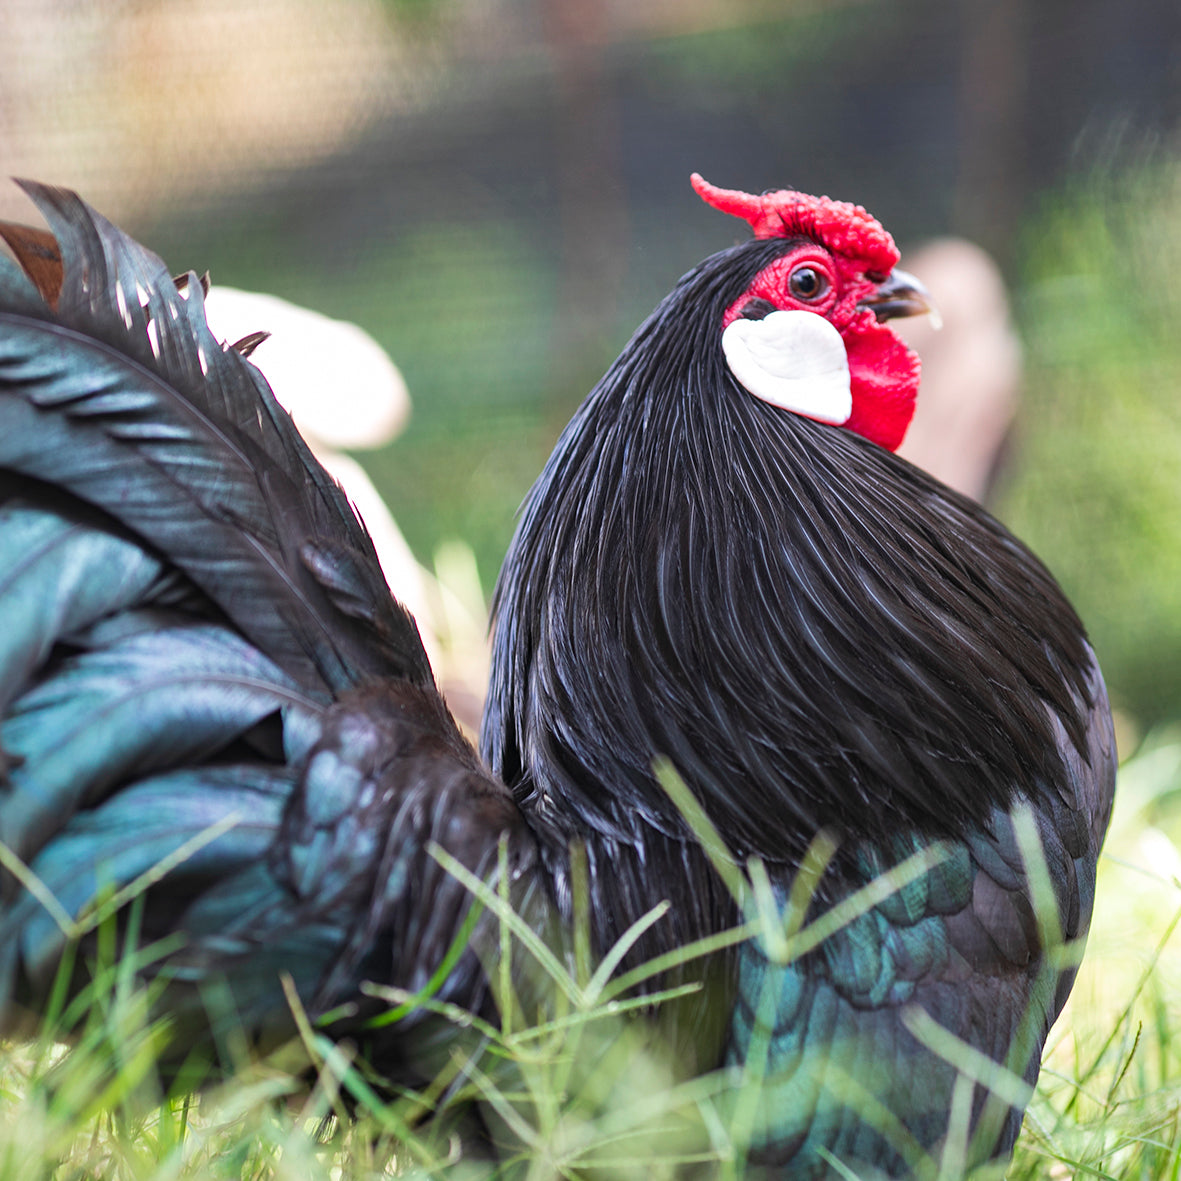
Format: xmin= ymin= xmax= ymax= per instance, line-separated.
xmin=3 ymin=736 xmax=1181 ymax=1180
xmin=999 ymin=162 xmax=1181 ymax=726
xmin=1010 ymin=734 xmax=1181 ymax=1179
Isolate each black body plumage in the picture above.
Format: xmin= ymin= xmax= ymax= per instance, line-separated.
xmin=482 ymin=234 xmax=1116 ymax=1171
xmin=484 ymin=238 xmax=1105 ymax=930
xmin=0 ymin=185 xmax=1115 ymax=1178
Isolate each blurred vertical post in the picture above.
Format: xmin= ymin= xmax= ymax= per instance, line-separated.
xmin=543 ymin=0 xmax=629 ymax=398
xmin=895 ymin=239 xmax=1021 ymax=503
xmin=953 ymin=0 xmax=1029 ymax=260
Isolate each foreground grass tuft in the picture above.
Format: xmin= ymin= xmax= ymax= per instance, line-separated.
xmin=3 ymin=736 xmax=1180 ymax=1179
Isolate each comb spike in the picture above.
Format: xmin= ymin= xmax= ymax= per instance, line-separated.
xmin=690 ymin=173 xmax=773 ymax=234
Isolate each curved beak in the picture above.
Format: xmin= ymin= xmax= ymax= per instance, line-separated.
xmin=858 ymin=268 xmax=937 ymax=324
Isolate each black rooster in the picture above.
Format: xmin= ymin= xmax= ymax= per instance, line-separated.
xmin=0 ymin=177 xmax=1114 ymax=1178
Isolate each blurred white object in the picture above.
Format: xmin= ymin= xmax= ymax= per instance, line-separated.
xmin=202 ymin=286 xmax=487 ymax=727
xmin=894 ymin=239 xmax=1021 ymax=502
xmin=203 ymin=286 xmax=409 ymax=449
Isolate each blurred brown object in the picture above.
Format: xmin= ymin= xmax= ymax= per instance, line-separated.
xmin=0 ymin=0 xmax=413 ymax=224
xmin=894 ymin=239 xmax=1022 ymax=503
xmin=0 ymin=221 xmax=62 ymax=306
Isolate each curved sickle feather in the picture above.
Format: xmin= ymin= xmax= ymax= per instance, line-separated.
xmin=0 ymin=181 xmax=431 ymax=694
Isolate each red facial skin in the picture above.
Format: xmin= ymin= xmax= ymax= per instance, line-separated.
xmin=721 ymin=245 xmax=922 ymax=453
xmin=693 ymin=174 xmax=921 ymax=452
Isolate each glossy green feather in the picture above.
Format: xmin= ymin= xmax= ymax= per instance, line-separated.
xmin=0 ymin=504 xmax=166 ymax=715
xmin=11 ymin=764 xmax=292 ymax=984
xmin=0 ymin=623 xmax=321 ymax=861
xmin=0 ymin=182 xmax=430 ymax=694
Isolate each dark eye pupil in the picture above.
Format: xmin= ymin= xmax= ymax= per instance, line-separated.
xmin=791 ymin=267 xmax=821 ymax=298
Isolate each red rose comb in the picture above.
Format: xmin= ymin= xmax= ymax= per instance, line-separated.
xmin=690 ymin=173 xmax=900 ymax=274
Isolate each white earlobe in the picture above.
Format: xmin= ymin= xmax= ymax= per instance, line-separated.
xmin=721 ymin=310 xmax=852 ymax=425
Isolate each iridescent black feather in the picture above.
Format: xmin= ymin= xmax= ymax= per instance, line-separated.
xmin=483 ymin=234 xmax=1115 ymax=1172
xmin=0 ymin=181 xmax=430 ymax=695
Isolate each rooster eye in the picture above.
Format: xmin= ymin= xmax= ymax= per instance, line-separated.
xmin=788 ymin=266 xmax=828 ymax=301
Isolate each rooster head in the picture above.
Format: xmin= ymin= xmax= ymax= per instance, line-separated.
xmin=692 ymin=173 xmax=931 ymax=451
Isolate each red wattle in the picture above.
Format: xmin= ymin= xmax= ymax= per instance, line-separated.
xmin=841 ymin=320 xmax=921 ymax=451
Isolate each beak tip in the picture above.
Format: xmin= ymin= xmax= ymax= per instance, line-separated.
xmin=859 ymin=268 xmax=937 ymax=324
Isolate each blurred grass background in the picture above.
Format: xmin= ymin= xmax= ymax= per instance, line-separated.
xmin=4 ymin=0 xmax=1181 ymax=1173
